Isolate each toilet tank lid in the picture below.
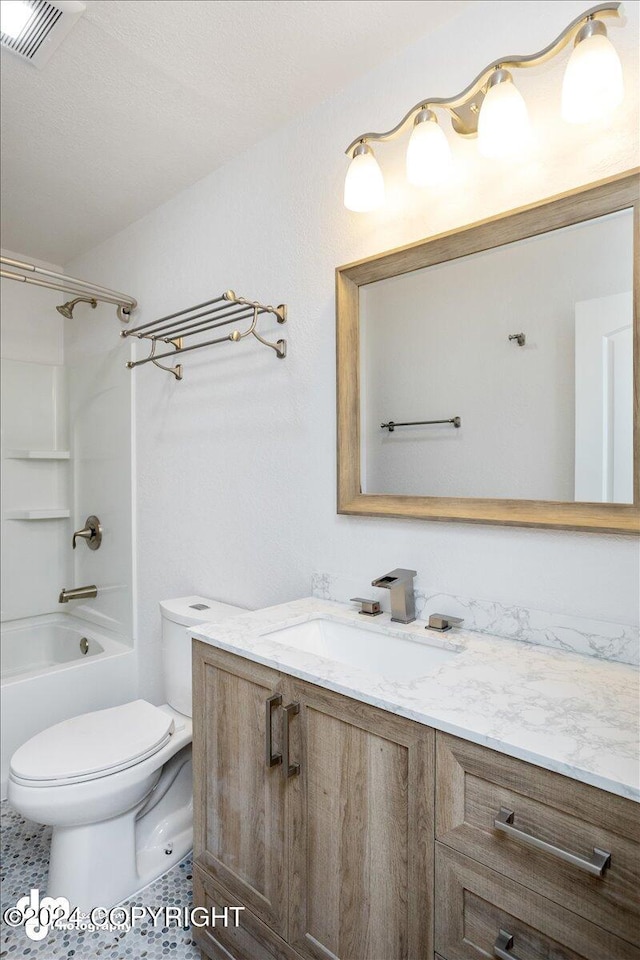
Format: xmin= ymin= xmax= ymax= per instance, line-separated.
xmin=159 ymin=595 xmax=247 ymax=627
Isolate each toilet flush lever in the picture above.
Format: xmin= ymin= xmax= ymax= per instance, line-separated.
xmin=72 ymin=515 xmax=102 ymax=551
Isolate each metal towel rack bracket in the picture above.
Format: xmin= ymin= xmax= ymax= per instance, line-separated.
xmin=122 ymin=289 xmax=287 ymax=380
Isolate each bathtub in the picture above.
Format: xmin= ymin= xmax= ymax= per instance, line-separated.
xmin=0 ymin=613 xmax=138 ymax=799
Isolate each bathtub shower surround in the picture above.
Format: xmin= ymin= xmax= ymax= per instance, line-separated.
xmin=0 ymin=614 xmax=136 ymax=799
xmin=311 ymin=572 xmax=640 ymax=665
xmin=1 ymin=613 xmax=107 ymax=679
xmin=0 ymin=355 xmax=71 ymax=621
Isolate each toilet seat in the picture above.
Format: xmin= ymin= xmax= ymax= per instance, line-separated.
xmin=10 ymin=700 xmax=175 ymax=787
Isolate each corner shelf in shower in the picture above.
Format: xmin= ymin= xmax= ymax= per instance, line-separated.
xmin=4 ymin=450 xmax=70 ymax=460
xmin=4 ymin=509 xmax=71 ymax=520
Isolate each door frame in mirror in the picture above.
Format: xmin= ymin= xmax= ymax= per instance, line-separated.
xmin=336 ymin=170 xmax=639 ymax=533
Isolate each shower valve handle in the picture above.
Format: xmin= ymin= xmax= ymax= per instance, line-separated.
xmin=72 ymin=515 xmax=102 ymax=551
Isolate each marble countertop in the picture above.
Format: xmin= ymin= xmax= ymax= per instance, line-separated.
xmin=192 ymin=598 xmax=640 ymax=802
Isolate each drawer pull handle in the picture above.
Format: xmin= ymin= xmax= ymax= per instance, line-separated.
xmin=282 ymin=702 xmax=300 ymax=778
xmin=494 ymin=929 xmax=521 ymax=960
xmin=494 ymin=807 xmax=611 ymax=877
xmin=265 ymin=694 xmax=282 ymax=767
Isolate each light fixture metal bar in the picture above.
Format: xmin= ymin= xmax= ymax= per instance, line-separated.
xmin=344 ymin=2 xmax=622 ymax=151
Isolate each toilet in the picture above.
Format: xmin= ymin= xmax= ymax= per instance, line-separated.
xmin=7 ymin=596 xmax=244 ymax=911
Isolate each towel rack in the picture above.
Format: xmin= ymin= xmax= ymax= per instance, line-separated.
xmin=122 ymin=290 xmax=287 ymax=380
xmin=381 ymin=417 xmax=461 ymax=432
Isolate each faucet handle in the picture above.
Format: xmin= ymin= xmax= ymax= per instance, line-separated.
xmin=72 ymin=515 xmax=102 ymax=551
xmin=426 ymin=613 xmax=464 ymax=632
xmin=350 ymin=597 xmax=383 ymax=617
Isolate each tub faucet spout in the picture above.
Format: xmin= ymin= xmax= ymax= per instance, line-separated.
xmin=58 ymin=585 xmax=98 ymax=604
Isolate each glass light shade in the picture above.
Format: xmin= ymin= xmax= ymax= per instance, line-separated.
xmin=406 ymin=114 xmax=453 ymax=187
xmin=561 ymin=32 xmax=624 ymax=124
xmin=0 ymin=0 xmax=32 ymax=38
xmin=477 ymin=73 xmax=533 ymax=159
xmin=344 ymin=147 xmax=385 ymax=212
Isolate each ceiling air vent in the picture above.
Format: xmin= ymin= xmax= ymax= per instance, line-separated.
xmin=0 ymin=0 xmax=85 ymax=68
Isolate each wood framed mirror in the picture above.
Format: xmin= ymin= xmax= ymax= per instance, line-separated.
xmin=336 ymin=170 xmax=639 ymax=533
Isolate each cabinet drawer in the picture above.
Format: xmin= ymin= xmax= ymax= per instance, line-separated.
xmin=435 ymin=844 xmax=640 ymax=960
xmin=436 ymin=733 xmax=640 ymax=944
xmin=194 ymin=864 xmax=303 ymax=960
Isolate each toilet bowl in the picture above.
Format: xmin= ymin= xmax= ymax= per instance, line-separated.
xmin=7 ymin=596 xmax=245 ymax=911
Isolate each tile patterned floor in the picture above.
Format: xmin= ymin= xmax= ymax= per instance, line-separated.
xmin=0 ymin=801 xmax=201 ymax=959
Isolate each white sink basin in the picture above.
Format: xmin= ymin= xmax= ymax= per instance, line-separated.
xmin=263 ymin=617 xmax=458 ymax=682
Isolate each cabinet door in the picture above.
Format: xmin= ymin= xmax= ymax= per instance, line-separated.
xmin=287 ymin=679 xmax=434 ymax=960
xmin=436 ymin=733 xmax=640 ymax=944
xmin=435 ymin=844 xmax=640 ymax=960
xmin=193 ymin=641 xmax=290 ymax=937
xmin=193 ymin=864 xmax=306 ymax=960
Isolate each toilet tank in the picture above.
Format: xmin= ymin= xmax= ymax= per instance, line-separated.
xmin=159 ymin=596 xmax=247 ymax=717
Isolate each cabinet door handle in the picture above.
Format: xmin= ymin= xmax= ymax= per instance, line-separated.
xmin=282 ymin=702 xmax=300 ymax=778
xmin=494 ymin=930 xmax=521 ymax=960
xmin=494 ymin=807 xmax=611 ymax=877
xmin=265 ymin=694 xmax=282 ymax=767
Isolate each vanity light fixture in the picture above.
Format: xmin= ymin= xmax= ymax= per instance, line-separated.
xmin=477 ymin=69 xmax=533 ymax=159
xmin=0 ymin=0 xmax=32 ymax=39
xmin=562 ymin=18 xmax=625 ymax=122
xmin=406 ymin=109 xmax=453 ymax=187
xmin=344 ymin=143 xmax=385 ymax=212
xmin=343 ymin=2 xmax=625 ymax=211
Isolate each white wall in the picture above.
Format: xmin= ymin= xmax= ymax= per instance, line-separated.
xmin=0 ymin=251 xmax=71 ymax=620
xmin=361 ymin=210 xmax=634 ymax=500
xmin=65 ymin=0 xmax=640 ymax=702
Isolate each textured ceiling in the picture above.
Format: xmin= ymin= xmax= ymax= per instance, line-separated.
xmin=1 ymin=0 xmax=469 ymax=262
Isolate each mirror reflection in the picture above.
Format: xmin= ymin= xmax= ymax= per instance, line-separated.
xmin=360 ymin=208 xmax=634 ymax=503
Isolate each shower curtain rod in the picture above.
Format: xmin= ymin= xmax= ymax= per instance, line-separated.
xmin=0 ymin=256 xmax=137 ymax=321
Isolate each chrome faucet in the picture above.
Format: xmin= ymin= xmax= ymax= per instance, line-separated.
xmin=58 ymin=585 xmax=98 ymax=604
xmin=371 ymin=568 xmax=417 ymax=623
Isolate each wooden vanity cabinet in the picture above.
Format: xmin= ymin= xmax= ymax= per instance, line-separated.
xmin=286 ymin=676 xmax=433 ymax=960
xmin=192 ymin=640 xmax=639 ymax=960
xmin=435 ymin=733 xmax=640 ymax=959
xmin=192 ymin=640 xmax=435 ymax=960
xmin=192 ymin=642 xmax=290 ymax=938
